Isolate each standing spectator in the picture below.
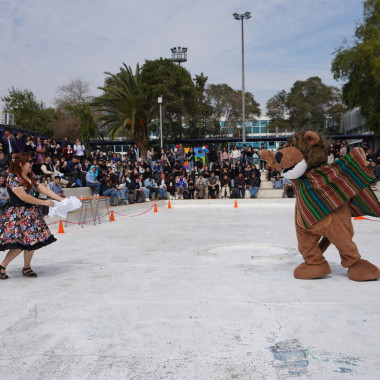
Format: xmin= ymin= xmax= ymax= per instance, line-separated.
xmin=245 ymin=146 xmax=254 ymax=166
xmin=220 ymin=147 xmax=230 ymax=165
xmin=247 ymin=172 xmax=260 ymax=198
xmin=176 ymin=144 xmax=186 ymax=167
xmin=186 ymin=147 xmax=195 ymax=173
xmin=73 ymin=139 xmax=85 ymax=161
xmin=146 ymin=147 xmax=154 ymax=169
xmin=34 ymin=137 xmax=46 ymax=175
xmin=15 ymin=132 xmax=26 ymax=153
xmin=207 ymin=172 xmax=220 ymax=199
xmin=133 ymin=144 xmax=140 ymax=162
xmin=195 ymin=173 xmax=207 ymax=199
xmin=339 ymin=142 xmax=347 ymax=157
xmin=230 ymin=145 xmax=240 ymax=165
xmin=207 ymin=145 xmax=218 ymax=171
xmin=2 ymin=130 xmax=16 ymax=156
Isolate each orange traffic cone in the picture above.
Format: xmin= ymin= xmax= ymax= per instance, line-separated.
xmin=154 ymin=203 xmax=158 ymax=213
xmin=58 ymin=220 xmax=65 ymax=234
xmin=354 ymin=216 xmax=366 ymax=220
xmin=168 ymin=201 xmax=171 ymax=209
xmin=110 ymin=210 xmax=115 ymax=222
xmin=234 ymin=200 xmax=238 ymax=208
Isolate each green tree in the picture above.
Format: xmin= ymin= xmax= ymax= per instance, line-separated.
xmin=205 ymin=84 xmax=260 ymax=137
xmin=141 ymin=58 xmax=199 ymax=143
xmin=332 ymin=0 xmax=380 ymax=136
xmin=266 ymin=77 xmax=344 ymax=133
xmin=1 ymin=87 xmax=56 ymax=135
xmin=92 ymin=63 xmax=150 ymax=155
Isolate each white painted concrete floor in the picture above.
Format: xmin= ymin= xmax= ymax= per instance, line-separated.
xmin=0 ymin=199 xmax=379 ymax=379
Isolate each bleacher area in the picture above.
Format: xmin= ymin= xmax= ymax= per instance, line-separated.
xmin=64 ymin=172 xmax=380 ymax=203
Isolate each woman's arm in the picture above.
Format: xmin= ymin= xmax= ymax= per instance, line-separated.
xmin=37 ymin=184 xmax=64 ymax=202
xmin=12 ymin=187 xmax=55 ymax=206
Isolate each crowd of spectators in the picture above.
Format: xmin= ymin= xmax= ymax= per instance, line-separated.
xmin=0 ymin=129 xmax=379 ymax=208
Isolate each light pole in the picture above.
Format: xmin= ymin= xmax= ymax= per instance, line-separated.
xmin=158 ymin=96 xmax=163 ymax=148
xmin=233 ymin=11 xmax=251 ymax=145
xmin=171 ymin=47 xmax=188 ymax=66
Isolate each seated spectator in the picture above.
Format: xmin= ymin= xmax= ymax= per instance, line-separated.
xmin=283 ymin=177 xmax=294 ymax=198
xmin=163 ymin=161 xmax=172 ymax=177
xmin=100 ymin=174 xmax=124 ymax=206
xmin=144 ymin=176 xmax=158 ymax=201
xmin=175 ymin=173 xmax=187 ymax=200
xmin=195 ymin=173 xmax=207 ymax=199
xmin=187 ymin=176 xmax=195 ymax=199
xmin=152 ymin=161 xmax=162 ymax=181
xmin=157 ymin=174 xmax=167 ymax=199
xmin=247 ymin=172 xmax=260 ymax=198
xmin=203 ymin=166 xmax=211 ymax=179
xmin=195 ymin=157 xmax=204 ymax=174
xmin=48 ymin=175 xmax=64 ymax=197
xmin=273 ymin=173 xmax=283 ymax=189
xmin=207 ymin=172 xmax=220 ymax=199
xmin=234 ymin=172 xmax=246 ymax=198
xmin=0 ymin=174 xmax=9 ymax=209
xmin=221 ymin=174 xmax=231 ymax=199
xmin=173 ymin=160 xmax=183 ymax=177
xmin=0 ymin=151 xmax=10 ymax=172
xmin=212 ymin=161 xmax=221 ymax=178
xmin=86 ymin=165 xmax=101 ymax=195
xmin=166 ymin=174 xmax=176 ymax=200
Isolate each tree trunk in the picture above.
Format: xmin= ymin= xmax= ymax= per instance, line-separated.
xmin=134 ymin=120 xmax=148 ymax=159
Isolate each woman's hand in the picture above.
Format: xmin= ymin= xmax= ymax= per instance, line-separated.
xmin=45 ymin=199 xmax=55 ymax=207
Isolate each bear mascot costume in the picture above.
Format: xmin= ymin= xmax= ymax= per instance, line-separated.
xmin=259 ymin=131 xmax=380 ymax=281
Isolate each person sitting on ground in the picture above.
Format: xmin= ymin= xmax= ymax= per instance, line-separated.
xmin=144 ymin=175 xmax=158 ymax=201
xmin=221 ymin=174 xmax=231 ymax=199
xmin=195 ymin=172 xmax=207 ymax=199
xmin=207 ymin=172 xmax=220 ymax=199
xmin=234 ymin=172 xmax=246 ymax=198
xmin=48 ymin=175 xmax=64 ymax=197
xmin=85 ymin=165 xmax=101 ymax=195
xmin=247 ymin=171 xmax=260 ymax=198
xmin=273 ymin=173 xmax=283 ymax=189
xmin=175 ymin=173 xmax=187 ymax=200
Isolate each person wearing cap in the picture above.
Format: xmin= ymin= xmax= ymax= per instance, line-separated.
xmin=49 ymin=176 xmax=64 ymax=197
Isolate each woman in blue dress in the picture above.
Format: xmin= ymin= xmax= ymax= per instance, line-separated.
xmin=0 ymin=153 xmax=64 ymax=279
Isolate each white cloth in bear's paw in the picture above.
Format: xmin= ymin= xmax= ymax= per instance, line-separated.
xmin=48 ymin=196 xmax=82 ymax=219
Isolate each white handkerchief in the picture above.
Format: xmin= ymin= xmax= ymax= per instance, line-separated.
xmin=48 ymin=196 xmax=82 ymax=219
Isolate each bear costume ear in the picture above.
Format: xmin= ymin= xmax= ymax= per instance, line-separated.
xmin=304 ymin=131 xmax=320 ymax=146
xmin=258 ymin=149 xmax=275 ymax=166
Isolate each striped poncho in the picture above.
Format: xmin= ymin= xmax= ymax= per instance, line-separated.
xmin=294 ymin=147 xmax=380 ymax=229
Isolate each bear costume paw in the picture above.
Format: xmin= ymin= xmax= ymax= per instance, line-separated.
xmin=347 ymin=259 xmax=380 ymax=281
xmin=294 ymin=262 xmax=331 ymax=279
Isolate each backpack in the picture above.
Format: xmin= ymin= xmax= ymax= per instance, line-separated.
xmin=230 ymin=188 xmax=239 ymax=199
xmin=127 ymin=194 xmax=134 ymax=204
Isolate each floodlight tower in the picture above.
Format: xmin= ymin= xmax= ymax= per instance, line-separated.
xmin=233 ymin=11 xmax=251 ymax=145
xmin=171 ymin=46 xmax=188 ymax=66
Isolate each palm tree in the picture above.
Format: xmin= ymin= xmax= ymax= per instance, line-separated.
xmin=92 ymin=63 xmax=151 ymax=157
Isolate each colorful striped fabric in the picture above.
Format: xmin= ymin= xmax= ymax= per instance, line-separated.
xmin=294 ymin=148 xmax=380 ymax=229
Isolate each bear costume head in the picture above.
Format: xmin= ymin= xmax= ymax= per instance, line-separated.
xmin=260 ymin=131 xmax=327 ymax=179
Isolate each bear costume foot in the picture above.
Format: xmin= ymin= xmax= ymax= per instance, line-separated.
xmin=347 ymin=259 xmax=380 ymax=281
xmin=294 ymin=261 xmax=331 ymax=279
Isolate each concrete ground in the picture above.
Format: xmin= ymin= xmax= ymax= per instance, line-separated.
xmin=0 ymin=199 xmax=379 ymax=379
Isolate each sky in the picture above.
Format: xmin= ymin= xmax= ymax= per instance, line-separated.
xmin=0 ymin=0 xmax=364 ymax=115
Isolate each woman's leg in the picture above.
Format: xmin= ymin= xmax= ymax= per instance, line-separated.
xmin=24 ymin=250 xmax=35 ymax=268
xmin=1 ymin=249 xmax=23 ymax=269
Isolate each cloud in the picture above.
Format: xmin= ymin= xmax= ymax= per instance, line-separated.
xmin=0 ymin=0 xmax=363 ymax=114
